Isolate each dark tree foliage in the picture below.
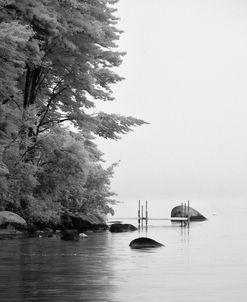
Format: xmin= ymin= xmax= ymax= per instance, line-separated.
xmin=0 ymin=0 xmax=147 ymax=225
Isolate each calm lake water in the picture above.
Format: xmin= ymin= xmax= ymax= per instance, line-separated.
xmin=0 ymin=199 xmax=247 ymax=302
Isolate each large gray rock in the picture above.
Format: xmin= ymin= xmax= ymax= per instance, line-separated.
xmin=109 ymin=223 xmax=137 ymax=233
xmin=171 ymin=206 xmax=207 ymax=221
xmin=0 ymin=211 xmax=27 ymax=240
xmin=61 ymin=213 xmax=108 ymax=232
xmin=129 ymin=237 xmax=164 ymax=249
xmin=0 ymin=162 xmax=9 ymax=175
xmin=0 ymin=211 xmax=27 ymax=229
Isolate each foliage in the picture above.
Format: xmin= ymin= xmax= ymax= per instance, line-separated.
xmin=0 ymin=0 xmax=146 ymax=140
xmin=3 ymin=126 xmax=118 ymax=224
xmin=0 ymin=0 xmax=147 ymax=226
xmin=0 ymin=19 xmax=34 ymax=101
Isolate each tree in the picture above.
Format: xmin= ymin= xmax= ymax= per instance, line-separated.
xmin=0 ymin=0 xmax=146 ymax=155
xmin=0 ymin=0 xmax=147 ymax=224
xmin=0 ymin=18 xmax=34 ymax=174
xmin=3 ymin=126 xmax=118 ymax=224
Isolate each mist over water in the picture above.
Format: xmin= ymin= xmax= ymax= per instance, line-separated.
xmin=110 ymin=197 xmax=242 ymax=220
xmin=1 ymin=198 xmax=247 ymax=302
xmin=96 ymin=0 xmax=247 ymax=204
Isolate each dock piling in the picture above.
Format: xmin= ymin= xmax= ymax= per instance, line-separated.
xmin=145 ymin=200 xmax=148 ymax=229
xmin=136 ymin=200 xmax=191 ymax=230
xmin=188 ymin=200 xmax=190 ymax=228
xmin=138 ymin=200 xmax=140 ymax=229
xmin=141 ymin=204 xmax=144 ymax=229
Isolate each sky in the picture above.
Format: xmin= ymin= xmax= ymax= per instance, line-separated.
xmin=96 ymin=0 xmax=247 ymax=204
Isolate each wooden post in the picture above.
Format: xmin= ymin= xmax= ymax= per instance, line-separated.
xmin=182 ymin=202 xmax=186 ymax=227
xmin=188 ymin=200 xmax=190 ymax=228
xmin=180 ymin=202 xmax=183 ymax=227
xmin=145 ymin=200 xmax=148 ymax=229
xmin=138 ymin=200 xmax=140 ymax=229
xmin=141 ymin=204 xmax=144 ymax=229
xmin=183 ymin=202 xmax=186 ymax=227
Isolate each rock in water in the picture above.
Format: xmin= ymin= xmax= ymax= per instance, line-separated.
xmin=129 ymin=237 xmax=164 ymax=249
xmin=0 ymin=211 xmax=27 ymax=229
xmin=61 ymin=229 xmax=79 ymax=241
xmin=0 ymin=211 xmax=27 ymax=239
xmin=109 ymin=223 xmax=137 ymax=233
xmin=61 ymin=213 xmax=108 ymax=232
xmin=171 ymin=205 xmax=207 ymax=221
xmin=0 ymin=162 xmax=9 ymax=175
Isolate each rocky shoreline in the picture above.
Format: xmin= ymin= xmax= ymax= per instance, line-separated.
xmin=0 ymin=205 xmax=208 ymax=240
xmin=0 ymin=211 xmax=109 ymax=240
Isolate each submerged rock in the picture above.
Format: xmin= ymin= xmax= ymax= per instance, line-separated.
xmin=109 ymin=223 xmax=137 ymax=233
xmin=171 ymin=205 xmax=207 ymax=221
xmin=129 ymin=237 xmax=164 ymax=249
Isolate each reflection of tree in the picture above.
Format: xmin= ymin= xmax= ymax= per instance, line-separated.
xmin=0 ymin=235 xmax=116 ymax=301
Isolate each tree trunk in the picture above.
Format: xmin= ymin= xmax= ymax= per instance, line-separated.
xmin=0 ymin=145 xmax=9 ymax=175
xmin=0 ymin=111 xmax=9 ymax=175
xmin=20 ymin=66 xmax=42 ymax=160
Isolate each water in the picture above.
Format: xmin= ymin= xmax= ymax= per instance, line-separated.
xmin=0 ymin=199 xmax=247 ymax=302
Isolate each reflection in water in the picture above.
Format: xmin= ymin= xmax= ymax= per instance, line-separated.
xmin=1 ymin=202 xmax=247 ymax=302
xmin=0 ymin=234 xmax=115 ymax=302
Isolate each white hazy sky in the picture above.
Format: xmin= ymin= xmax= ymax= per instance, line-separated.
xmin=96 ymin=0 xmax=247 ymax=202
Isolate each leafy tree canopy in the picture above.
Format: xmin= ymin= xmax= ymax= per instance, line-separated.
xmin=0 ymin=0 xmax=146 ymax=141
xmin=0 ymin=0 xmax=148 ymax=226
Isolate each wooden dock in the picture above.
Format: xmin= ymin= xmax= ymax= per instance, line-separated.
xmin=137 ymin=200 xmax=191 ymax=229
xmin=108 ymin=200 xmax=191 ymax=229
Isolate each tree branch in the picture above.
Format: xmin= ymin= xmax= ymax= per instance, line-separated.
xmin=37 ymin=85 xmax=68 ymax=134
xmin=39 ymin=118 xmax=71 ymax=127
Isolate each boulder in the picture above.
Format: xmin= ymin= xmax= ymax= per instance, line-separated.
xmin=129 ymin=237 xmax=164 ymax=249
xmin=61 ymin=213 xmax=108 ymax=232
xmin=0 ymin=211 xmax=27 ymax=230
xmin=109 ymin=223 xmax=137 ymax=233
xmin=0 ymin=162 xmax=9 ymax=175
xmin=171 ymin=205 xmax=207 ymax=221
xmin=61 ymin=229 xmax=79 ymax=241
